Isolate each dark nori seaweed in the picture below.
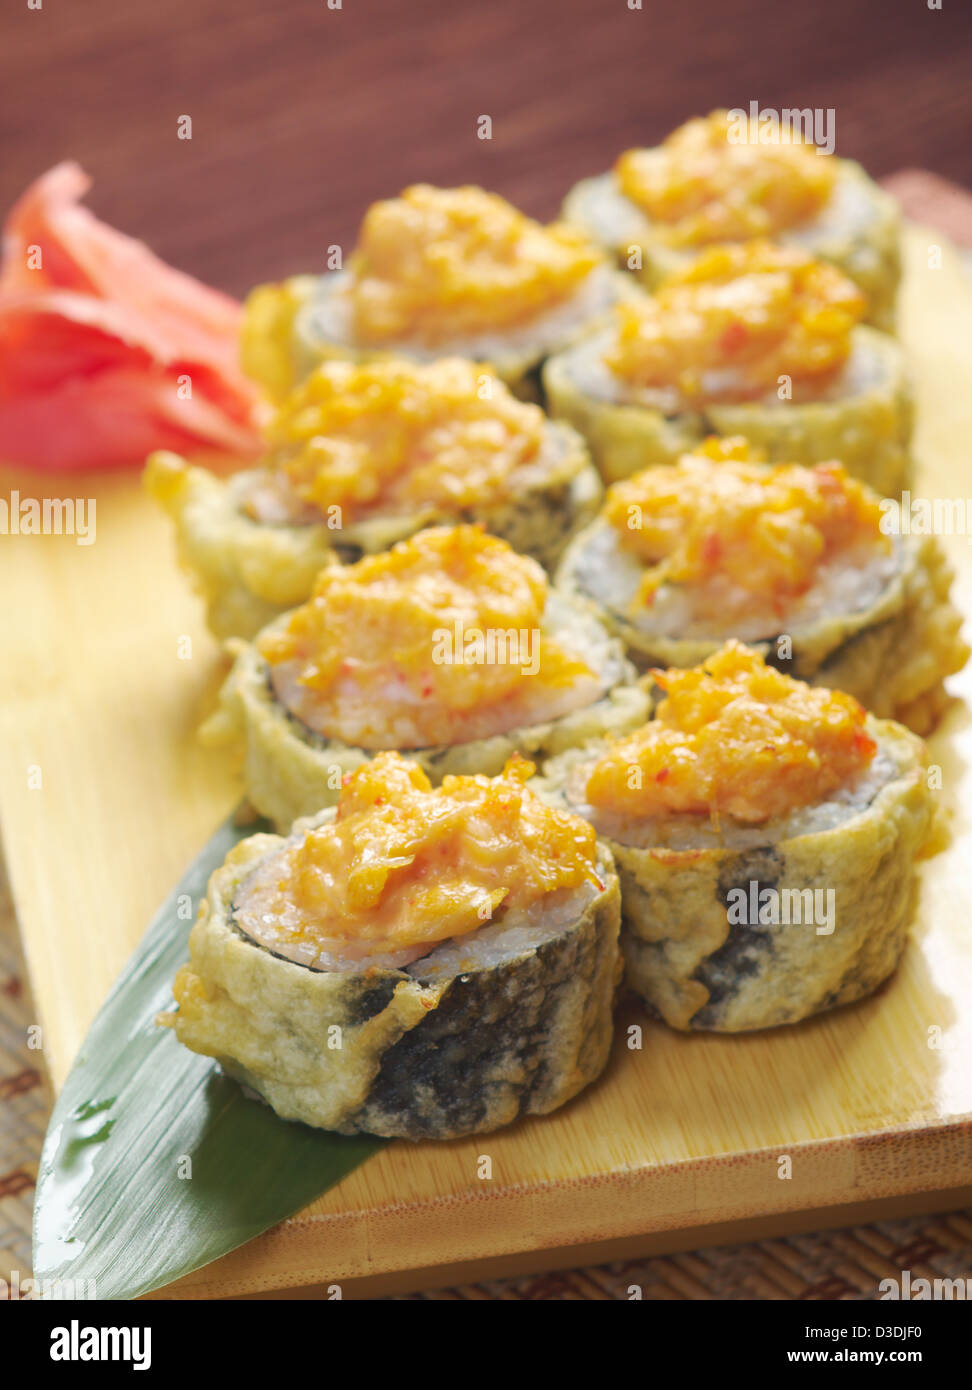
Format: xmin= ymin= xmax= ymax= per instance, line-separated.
xmin=229 ymin=897 xmax=400 ymax=1024
xmin=689 ymin=848 xmax=785 ymax=1028
xmin=341 ymin=885 xmax=618 ymax=1140
xmin=226 ymin=843 xmax=619 ymax=1140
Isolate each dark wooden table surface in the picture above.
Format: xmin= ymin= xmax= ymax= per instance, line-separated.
xmin=3 ymin=0 xmax=971 ymax=299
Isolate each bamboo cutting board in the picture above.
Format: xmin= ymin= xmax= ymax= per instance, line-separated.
xmin=2 ymin=226 xmax=972 ymax=1299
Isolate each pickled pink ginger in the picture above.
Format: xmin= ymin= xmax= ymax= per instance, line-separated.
xmin=0 ymin=163 xmax=262 ymax=471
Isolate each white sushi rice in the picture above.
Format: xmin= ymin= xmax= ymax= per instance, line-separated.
xmin=407 ymin=880 xmax=601 ymax=980
xmin=294 ymin=264 xmax=627 ymax=369
xmin=556 ymin=321 xmax=889 ymax=413
xmin=564 ymin=172 xmax=650 ymax=252
xmin=568 ymin=518 xmax=902 ymax=643
xmin=234 ymin=856 xmax=428 ymax=973
xmin=267 ymin=587 xmax=625 ymax=750
xmin=236 ymin=417 xmax=576 ymax=529
xmin=232 ymin=831 xmax=601 ymax=977
xmin=563 ymin=741 xmax=901 ymax=852
xmin=783 ymin=171 xmax=886 ymax=252
xmin=234 ymin=469 xmax=322 ymax=527
xmin=566 ymin=163 xmax=883 ymax=274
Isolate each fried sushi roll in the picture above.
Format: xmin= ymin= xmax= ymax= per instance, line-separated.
xmin=240 ymin=184 xmax=639 ymax=402
xmin=562 ymin=110 xmax=901 ymax=330
xmin=163 ymin=752 xmax=622 ymax=1139
xmin=205 ymin=524 xmax=650 ymax=829
xmin=542 ymin=241 xmax=912 ymax=492
xmin=555 ymin=439 xmax=968 ymax=735
xmin=146 ymin=358 xmax=602 ymax=640
xmin=539 ymin=642 xmax=935 ymax=1033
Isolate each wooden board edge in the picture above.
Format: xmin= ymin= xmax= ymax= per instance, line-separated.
xmin=147 ymin=1120 xmax=972 ymax=1299
xmin=213 ymin=1188 xmax=972 ymax=1300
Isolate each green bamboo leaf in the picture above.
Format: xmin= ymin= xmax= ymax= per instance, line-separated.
xmin=32 ymin=810 xmax=386 ymax=1301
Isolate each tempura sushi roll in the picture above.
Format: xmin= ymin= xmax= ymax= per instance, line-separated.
xmin=563 ymin=110 xmax=900 ymax=330
xmin=241 ymin=184 xmax=639 ymax=402
xmin=556 ymin=439 xmax=968 ymax=734
xmin=542 ymin=241 xmax=912 ymax=493
xmin=146 ymin=358 xmax=601 ymax=640
xmin=164 ymin=752 xmax=622 ymax=1139
xmin=205 ymin=524 xmax=650 ymax=829
xmin=539 ymin=642 xmax=935 ymax=1032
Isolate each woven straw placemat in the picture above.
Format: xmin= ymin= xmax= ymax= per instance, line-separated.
xmin=3 ymin=858 xmax=970 ymax=1301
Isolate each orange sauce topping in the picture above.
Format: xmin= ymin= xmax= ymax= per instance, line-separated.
xmin=615 ymin=110 xmax=836 ymax=247
xmin=584 ymin=641 xmax=876 ymax=824
xmin=603 ymin=438 xmax=887 ymax=621
xmin=268 ymin=753 xmax=601 ymax=952
xmin=605 ymin=240 xmax=865 ymax=401
xmin=261 ymin=358 xmax=546 ymax=520
xmin=348 ymin=185 xmax=602 ymax=344
xmin=259 ymin=525 xmax=593 ymax=724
